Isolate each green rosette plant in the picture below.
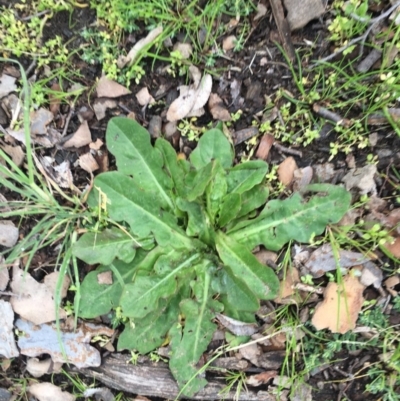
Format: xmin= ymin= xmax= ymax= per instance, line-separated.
xmin=73 ymin=117 xmax=351 ymax=395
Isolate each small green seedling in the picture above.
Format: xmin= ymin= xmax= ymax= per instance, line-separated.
xmin=72 ymin=117 xmax=351 ymax=395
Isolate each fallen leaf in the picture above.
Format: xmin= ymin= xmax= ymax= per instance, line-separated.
xmin=256 ymin=134 xmax=275 ymax=160
xmin=384 ymin=275 xmax=399 ymax=296
xmin=0 ymin=142 xmax=24 ymax=166
xmin=254 ymin=3 xmax=268 ymax=21
xmin=293 ymin=166 xmax=313 ymax=192
xmin=29 ymin=382 xmax=75 ymax=401
xmin=49 ymin=82 xmax=62 ymax=115
xmin=79 ymin=152 xmax=99 ymax=173
xmin=246 ymin=371 xmax=277 ymax=387
xmin=135 ymin=87 xmax=155 ymax=106
xmin=208 ymin=93 xmax=231 ymax=121
xmin=0 ymin=300 xmax=19 ymax=358
xmin=342 ymin=164 xmax=377 ymax=195
xmin=166 ymin=74 xmax=212 ymax=122
xmin=383 ymin=237 xmax=400 ymax=259
xmin=312 ymin=273 xmax=365 ymax=333
xmin=31 ymin=108 xmax=54 ymax=135
xmin=83 ymin=388 xmax=115 ymax=401
xmin=0 ymin=74 xmax=17 ymax=98
xmin=238 ymin=342 xmax=261 ymax=366
xmin=63 ymin=121 xmax=92 ymax=148
xmin=223 ymin=35 xmax=236 ymax=51
xmin=16 ymin=318 xmax=114 ymax=368
xmin=304 ymin=244 xmax=369 ymax=278
xmin=89 ymin=138 xmax=104 ymax=150
xmin=314 ymin=163 xmax=336 ymax=182
xmin=0 ymin=256 xmax=9 ymax=291
xmin=274 ymin=267 xmax=301 ymax=304
xmin=10 ymin=266 xmax=70 ymax=325
xmin=0 ymin=220 xmax=19 ymax=248
xmin=26 ymin=357 xmax=63 ymax=378
xmin=118 ymin=26 xmax=163 ymax=68
xmin=283 ymin=0 xmax=325 ymax=31
xmin=97 ymin=271 xmax=113 ymax=285
xmin=38 ymin=157 xmax=73 ymax=188
xmin=277 ymin=156 xmax=297 ymax=186
xmin=216 ymin=313 xmax=258 ymax=336
xmin=359 ymin=261 xmax=383 ymax=288
xmin=232 ymin=127 xmax=259 ymax=145
xmin=93 ymin=98 xmax=117 ymax=121
xmin=96 ymin=76 xmax=131 ymax=98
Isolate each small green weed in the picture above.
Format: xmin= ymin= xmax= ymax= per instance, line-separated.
xmin=72 ymin=116 xmax=350 ymax=395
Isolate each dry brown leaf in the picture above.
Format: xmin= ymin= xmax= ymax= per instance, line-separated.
xmin=238 ymin=342 xmax=261 ymax=366
xmin=96 ymin=75 xmax=131 ymax=98
xmin=274 ymin=267 xmax=301 ymax=304
xmin=254 ymin=3 xmax=268 ymax=20
xmin=216 ymin=313 xmax=258 ymax=336
xmin=29 ymin=382 xmax=75 ymax=401
xmin=38 ymin=157 xmax=73 ymax=188
xmin=277 ymin=156 xmax=297 ymax=186
xmin=312 ymin=273 xmax=365 ymax=333
xmin=208 ymin=93 xmax=231 ymax=121
xmin=79 ymin=152 xmax=99 ymax=173
xmin=246 ymin=371 xmax=277 ymax=387
xmin=383 ymin=237 xmax=400 ymax=259
xmin=293 ymin=166 xmax=313 ymax=192
xmin=135 ymin=87 xmax=155 ymax=106
xmin=10 ymin=266 xmax=70 ymax=325
xmin=223 ymin=35 xmax=236 ymax=51
xmin=255 ymin=134 xmax=275 ymax=160
xmin=0 ymin=142 xmax=24 ymax=166
xmin=63 ymin=121 xmax=92 ymax=148
xmin=26 ymin=357 xmax=63 ymax=378
xmin=342 ymin=164 xmax=377 ymax=194
xmin=89 ymin=138 xmax=104 ymax=150
xmin=384 ymin=275 xmax=399 ymax=296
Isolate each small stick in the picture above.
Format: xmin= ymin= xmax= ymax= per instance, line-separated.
xmin=62 ymin=106 xmax=75 ymax=137
xmin=273 ymin=142 xmax=303 ymax=157
xmin=313 ymin=104 xmax=351 ymax=126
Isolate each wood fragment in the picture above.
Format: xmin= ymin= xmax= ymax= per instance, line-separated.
xmin=312 ymin=104 xmax=351 ymax=126
xmin=273 ymin=143 xmax=302 ymax=157
xmin=357 ymin=48 xmax=382 ymax=72
xmin=73 ymin=354 xmax=275 ymax=401
xmin=256 ymin=134 xmax=275 ymax=160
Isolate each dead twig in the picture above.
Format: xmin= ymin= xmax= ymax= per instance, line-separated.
xmin=314 ymin=1 xmax=400 ymax=65
xmin=273 ymin=142 xmax=303 ymax=157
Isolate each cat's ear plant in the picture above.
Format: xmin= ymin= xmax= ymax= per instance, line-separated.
xmin=73 ymin=117 xmax=351 ymax=396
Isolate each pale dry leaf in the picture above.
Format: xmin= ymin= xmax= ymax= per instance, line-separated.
xmin=304 ymin=243 xmax=368 ymax=278
xmin=39 ymin=157 xmax=73 ymax=188
xmin=166 ymin=74 xmax=212 ymax=121
xmin=89 ymin=138 xmax=104 ymax=150
xmin=0 ymin=74 xmax=17 ymax=98
xmin=189 ymin=65 xmax=202 ymax=88
xmin=293 ymin=166 xmax=313 ymax=192
xmin=173 ymin=42 xmax=193 ymax=59
xmin=342 ymin=164 xmax=377 ymax=194
xmin=10 ymin=266 xmax=70 ymax=325
xmin=208 ymin=93 xmax=231 ymax=121
xmin=312 ymin=273 xmax=365 ymax=333
xmin=96 ymin=75 xmax=131 ymax=98
xmin=277 ymin=156 xmax=298 ymax=186
xmin=63 ymin=121 xmax=92 ymax=148
xmin=26 ymin=357 xmax=63 ymax=378
xmin=359 ymin=261 xmax=383 ymax=288
xmin=254 ymin=3 xmax=268 ymax=20
xmin=222 ymin=35 xmax=236 ymax=51
xmin=16 ymin=318 xmax=114 ymax=368
xmin=31 ymin=108 xmax=54 ymax=135
xmin=283 ymin=0 xmax=325 ymax=31
xmin=314 ymin=163 xmax=336 ymax=182
xmin=0 ymin=300 xmax=19 ymax=358
xmin=29 ymin=382 xmax=75 ymax=401
xmin=135 ymin=87 xmax=155 ymax=106
xmin=0 ymin=220 xmax=19 ymax=248
xmin=93 ymin=98 xmax=117 ymax=121
xmin=118 ymin=26 xmax=163 ymax=68
xmin=79 ymin=152 xmax=99 ymax=173
xmin=83 ymin=388 xmax=115 ymax=401
xmin=216 ymin=313 xmax=258 ymax=336
xmin=0 ymin=256 xmax=9 ymax=291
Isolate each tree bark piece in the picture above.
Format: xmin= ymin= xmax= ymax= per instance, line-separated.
xmin=73 ymin=354 xmax=276 ymax=400
xmin=269 ymin=0 xmax=295 ymax=61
